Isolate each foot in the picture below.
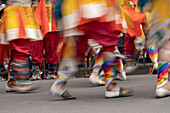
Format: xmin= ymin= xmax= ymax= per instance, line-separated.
xmin=30 ymin=74 xmax=41 ymax=81
xmin=156 ymin=81 xmax=170 ymax=98
xmin=105 ymin=84 xmax=134 ymax=98
xmin=46 ymin=74 xmax=56 ymax=79
xmin=116 ymin=71 xmax=127 ymax=81
xmin=6 ymin=80 xmax=38 ymax=93
xmin=50 ymin=82 xmax=76 ymax=100
xmin=89 ymin=73 xmax=105 ymax=85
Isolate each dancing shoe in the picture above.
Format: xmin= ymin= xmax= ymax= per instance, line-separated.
xmin=116 ymin=71 xmax=127 ymax=81
xmin=46 ymin=74 xmax=56 ymax=79
xmin=105 ymin=87 xmax=134 ymax=98
xmin=89 ymin=74 xmax=105 ymax=85
xmin=155 ymin=87 xmax=170 ymax=98
xmin=30 ymin=75 xmax=41 ymax=81
xmin=50 ymin=82 xmax=77 ymax=100
xmin=6 ymin=80 xmax=38 ymax=93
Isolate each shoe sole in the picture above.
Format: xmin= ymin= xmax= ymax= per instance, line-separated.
xmin=6 ymin=85 xmax=39 ymax=93
xmin=62 ymin=96 xmax=77 ymax=100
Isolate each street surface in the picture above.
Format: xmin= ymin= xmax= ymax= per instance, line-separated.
xmin=0 ymin=74 xmax=169 ymax=113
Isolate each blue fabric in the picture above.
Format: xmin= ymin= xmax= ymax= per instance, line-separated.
xmin=137 ymin=0 xmax=152 ymax=12
xmin=53 ymin=0 xmax=63 ymax=20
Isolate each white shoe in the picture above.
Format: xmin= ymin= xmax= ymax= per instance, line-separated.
xmin=50 ymin=82 xmax=77 ymax=99
xmin=105 ymin=91 xmax=119 ymax=98
xmin=117 ymin=71 xmax=127 ymax=80
xmin=105 ymin=87 xmax=134 ymax=98
xmin=156 ymin=87 xmax=170 ymax=98
xmin=99 ymin=71 xmax=104 ymax=76
xmin=6 ymin=84 xmax=37 ymax=93
xmin=89 ymin=74 xmax=105 ymax=85
xmin=50 ymin=83 xmax=65 ymax=96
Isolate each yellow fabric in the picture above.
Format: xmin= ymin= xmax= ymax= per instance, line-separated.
xmin=152 ymin=0 xmax=169 ymax=21
xmin=61 ymin=0 xmax=118 ymax=31
xmin=0 ymin=5 xmax=42 ymax=41
xmin=61 ymin=0 xmax=79 ymax=16
xmin=150 ymin=0 xmax=170 ymax=31
xmin=63 ymin=37 xmax=76 ymax=58
xmin=46 ymin=5 xmax=52 ymax=24
xmin=79 ymin=0 xmax=106 ymax=5
xmin=145 ymin=0 xmax=169 ymax=48
xmin=119 ymin=0 xmax=145 ymax=37
xmin=4 ymin=6 xmax=40 ymax=31
xmin=62 ymin=0 xmax=110 ymax=16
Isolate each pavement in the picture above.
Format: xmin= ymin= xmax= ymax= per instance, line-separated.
xmin=0 ymin=74 xmax=170 ymax=113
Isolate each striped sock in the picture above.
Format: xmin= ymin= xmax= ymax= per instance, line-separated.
xmin=9 ymin=59 xmax=30 ymax=82
xmin=147 ymin=46 xmax=158 ymax=63
xmin=32 ymin=61 xmax=41 ymax=77
xmin=48 ymin=64 xmax=57 ymax=75
xmin=93 ymin=52 xmax=103 ymax=68
xmin=114 ymin=51 xmax=124 ymax=73
xmin=157 ymin=62 xmax=169 ymax=88
xmin=102 ymin=60 xmax=117 ymax=87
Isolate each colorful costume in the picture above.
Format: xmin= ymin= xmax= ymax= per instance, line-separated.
xmin=30 ymin=0 xmax=60 ymax=80
xmin=138 ymin=0 xmax=170 ymax=97
xmin=0 ymin=0 xmax=43 ymax=92
xmin=44 ymin=0 xmax=60 ymax=79
xmin=50 ymin=0 xmax=134 ymax=99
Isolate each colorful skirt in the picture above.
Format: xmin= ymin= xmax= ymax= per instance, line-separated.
xmin=0 ymin=5 xmax=42 ymax=42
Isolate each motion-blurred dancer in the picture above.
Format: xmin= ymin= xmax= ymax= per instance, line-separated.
xmin=30 ymin=0 xmax=60 ymax=80
xmin=138 ymin=0 xmax=170 ymax=98
xmin=0 ymin=0 xmax=45 ymax=93
xmin=50 ymin=0 xmax=134 ymax=99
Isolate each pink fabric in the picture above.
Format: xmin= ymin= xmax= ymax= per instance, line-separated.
xmin=76 ymin=35 xmax=88 ymax=58
xmin=123 ymin=33 xmax=135 ymax=55
xmin=9 ymin=39 xmax=30 ymax=60
xmin=44 ymin=32 xmax=59 ymax=64
xmin=103 ymin=46 xmax=115 ymax=52
xmin=30 ymin=40 xmax=44 ymax=65
xmin=80 ymin=21 xmax=120 ymax=52
xmin=0 ymin=44 xmax=10 ymax=63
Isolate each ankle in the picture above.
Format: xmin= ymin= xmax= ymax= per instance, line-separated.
xmin=160 ymin=81 xmax=170 ymax=91
xmin=106 ymin=83 xmax=120 ymax=92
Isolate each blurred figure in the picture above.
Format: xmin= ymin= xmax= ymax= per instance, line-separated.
xmin=50 ymin=0 xmax=134 ymax=99
xmin=0 ymin=2 xmax=8 ymax=81
xmin=43 ymin=0 xmax=60 ymax=79
xmin=138 ymin=0 xmax=170 ymax=98
xmin=30 ymin=0 xmax=60 ymax=80
xmin=87 ymin=39 xmax=105 ymax=85
xmin=120 ymin=0 xmax=145 ymax=73
xmin=0 ymin=0 xmax=46 ymax=93
xmin=114 ymin=46 xmax=127 ymax=81
xmin=30 ymin=0 xmax=44 ymax=81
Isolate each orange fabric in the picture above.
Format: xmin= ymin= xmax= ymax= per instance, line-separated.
xmin=18 ymin=9 xmax=26 ymax=39
xmin=120 ymin=4 xmax=145 ymax=37
xmin=51 ymin=13 xmax=58 ymax=32
xmin=35 ymin=0 xmax=49 ymax=37
xmin=46 ymin=5 xmax=58 ymax=32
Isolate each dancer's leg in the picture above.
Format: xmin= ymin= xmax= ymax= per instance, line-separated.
xmin=50 ymin=36 xmax=77 ymax=99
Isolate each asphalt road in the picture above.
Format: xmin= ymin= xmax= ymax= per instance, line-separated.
xmin=0 ymin=74 xmax=169 ymax=113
